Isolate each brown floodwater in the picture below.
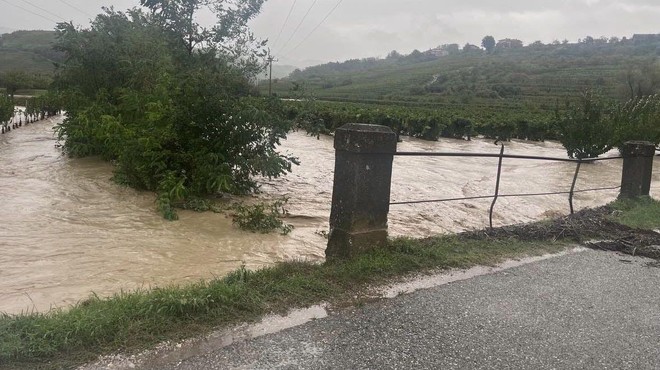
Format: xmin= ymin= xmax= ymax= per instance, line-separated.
xmin=1 ymin=115 xmax=658 ymax=314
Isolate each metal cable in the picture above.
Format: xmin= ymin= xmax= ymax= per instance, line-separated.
xmin=17 ymin=0 xmax=67 ymax=21
xmin=276 ymin=0 xmax=318 ymax=55
xmin=390 ymin=186 xmax=621 ymax=206
xmin=282 ymin=0 xmax=344 ymax=57
xmin=0 ymin=0 xmax=59 ymax=23
xmin=271 ymin=0 xmax=298 ymax=51
xmin=394 ymin=151 xmax=625 ymax=163
xmin=53 ymin=0 xmax=93 ymax=17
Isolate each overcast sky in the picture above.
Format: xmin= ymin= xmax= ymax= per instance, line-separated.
xmin=1 ymin=0 xmax=660 ymax=67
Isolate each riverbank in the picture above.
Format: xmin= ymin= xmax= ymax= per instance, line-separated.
xmin=1 ymin=197 xmax=658 ymax=369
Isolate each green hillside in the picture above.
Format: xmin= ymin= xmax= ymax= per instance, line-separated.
xmin=268 ymin=37 xmax=660 ymax=111
xmin=0 ymin=30 xmax=61 ymax=75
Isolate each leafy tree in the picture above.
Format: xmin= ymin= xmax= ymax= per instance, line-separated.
xmin=54 ymin=2 xmax=295 ymax=220
xmin=386 ymin=50 xmax=401 ymax=59
xmin=481 ymin=36 xmax=495 ymax=53
xmin=557 ymin=91 xmax=614 ymax=159
xmin=0 ymin=71 xmax=30 ymax=97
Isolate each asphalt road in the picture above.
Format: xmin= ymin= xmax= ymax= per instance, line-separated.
xmin=150 ymin=250 xmax=660 ymax=370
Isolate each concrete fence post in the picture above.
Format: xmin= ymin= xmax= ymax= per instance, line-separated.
xmin=620 ymin=141 xmax=655 ymax=199
xmin=326 ymin=124 xmax=397 ymax=260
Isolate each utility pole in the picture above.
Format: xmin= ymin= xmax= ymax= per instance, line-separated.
xmin=267 ymin=51 xmax=277 ymax=96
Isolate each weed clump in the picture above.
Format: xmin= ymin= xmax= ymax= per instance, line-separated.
xmin=232 ymin=199 xmax=294 ymax=235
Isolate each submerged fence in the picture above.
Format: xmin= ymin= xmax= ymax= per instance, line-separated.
xmin=326 ymin=123 xmax=656 ymax=259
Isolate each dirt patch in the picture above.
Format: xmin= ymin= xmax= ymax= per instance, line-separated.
xmin=453 ymin=206 xmax=660 ymax=260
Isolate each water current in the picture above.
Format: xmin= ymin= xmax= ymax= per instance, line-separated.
xmin=1 ymin=114 xmax=658 ymax=314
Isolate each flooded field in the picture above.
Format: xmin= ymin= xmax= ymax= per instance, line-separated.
xmin=1 ymin=115 xmax=658 ymax=314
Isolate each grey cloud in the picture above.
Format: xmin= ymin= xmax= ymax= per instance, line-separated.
xmin=1 ymin=0 xmax=659 ymax=67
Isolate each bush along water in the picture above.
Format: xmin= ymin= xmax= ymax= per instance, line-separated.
xmin=231 ymin=198 xmax=294 ymax=235
xmin=557 ymin=91 xmax=660 ymax=158
xmin=53 ymin=3 xmax=298 ymax=220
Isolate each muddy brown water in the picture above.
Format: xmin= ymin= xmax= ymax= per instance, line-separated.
xmin=1 ymin=115 xmax=658 ymax=314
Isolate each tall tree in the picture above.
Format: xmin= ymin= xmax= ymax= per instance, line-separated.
xmin=54 ymin=2 xmax=295 ymax=220
xmin=481 ymin=35 xmax=495 ymax=53
xmin=0 ymin=71 xmax=29 ymax=97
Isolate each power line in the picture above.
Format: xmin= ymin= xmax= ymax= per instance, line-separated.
xmin=53 ymin=0 xmax=93 ymax=18
xmin=271 ymin=0 xmax=297 ymax=51
xmin=283 ymin=0 xmax=344 ymax=57
xmin=0 ymin=0 xmax=59 ymax=23
xmin=17 ymin=0 xmax=67 ymax=21
xmin=276 ymin=0 xmax=318 ymax=55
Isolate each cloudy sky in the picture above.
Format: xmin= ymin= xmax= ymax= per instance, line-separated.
xmin=1 ymin=0 xmax=660 ymax=67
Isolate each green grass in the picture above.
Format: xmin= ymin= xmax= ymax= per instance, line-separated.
xmin=0 ymin=199 xmax=657 ymax=369
xmin=610 ymin=197 xmax=660 ymax=230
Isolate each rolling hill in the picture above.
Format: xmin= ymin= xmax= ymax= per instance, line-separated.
xmin=0 ymin=30 xmax=61 ymax=75
xmin=267 ymin=36 xmax=660 ymax=111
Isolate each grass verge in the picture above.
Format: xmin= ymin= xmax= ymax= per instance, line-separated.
xmin=610 ymin=196 xmax=660 ymax=230
xmin=0 ymin=199 xmax=658 ymax=369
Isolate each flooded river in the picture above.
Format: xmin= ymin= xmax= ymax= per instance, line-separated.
xmin=1 ymin=115 xmax=658 ymax=314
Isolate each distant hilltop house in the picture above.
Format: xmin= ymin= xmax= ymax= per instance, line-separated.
xmin=427 ymin=44 xmax=460 ymax=57
xmin=632 ymin=34 xmax=660 ymax=44
xmin=496 ymin=38 xmax=524 ymax=49
xmin=427 ymin=47 xmax=449 ymax=58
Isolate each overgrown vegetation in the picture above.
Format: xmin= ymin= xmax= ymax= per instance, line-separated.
xmin=1 ymin=199 xmax=658 ymax=369
xmin=54 ymin=1 xmax=298 ymax=220
xmin=557 ymin=92 xmax=660 ymax=158
xmin=232 ymin=199 xmax=293 ymax=235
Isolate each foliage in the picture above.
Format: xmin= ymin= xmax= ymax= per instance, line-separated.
xmin=0 ymin=93 xmax=13 ymax=125
xmin=232 ymin=199 xmax=293 ymax=235
xmin=481 ymin=35 xmax=496 ymax=53
xmin=287 ymin=99 xmax=553 ymax=142
xmin=557 ymin=91 xmax=614 ymax=159
xmin=54 ymin=2 xmax=296 ymax=220
xmin=2 ymin=72 xmax=52 ymax=96
xmin=556 ymin=91 xmax=660 ymax=158
xmin=610 ymin=95 xmax=660 ymax=148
